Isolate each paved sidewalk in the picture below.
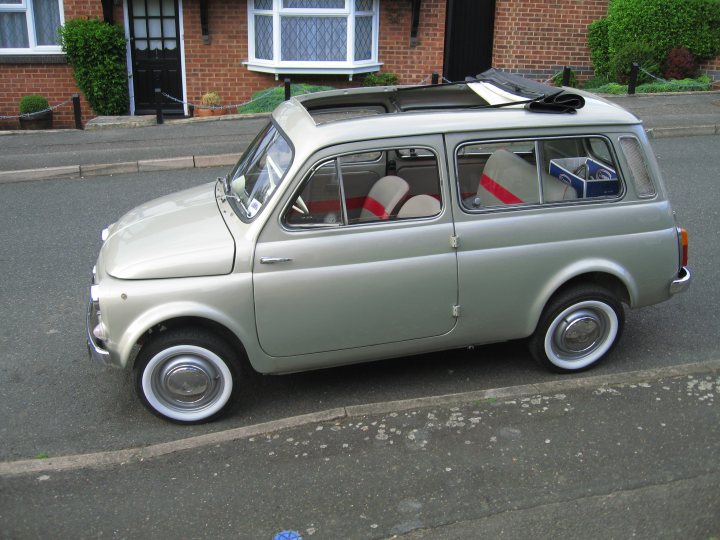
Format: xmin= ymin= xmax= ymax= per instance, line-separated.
xmin=2 ymin=361 xmax=719 ymax=539
xmin=0 ymin=92 xmax=718 ymax=183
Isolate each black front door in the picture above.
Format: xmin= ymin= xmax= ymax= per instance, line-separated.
xmin=443 ymin=0 xmax=496 ymax=82
xmin=128 ymin=0 xmax=183 ymax=115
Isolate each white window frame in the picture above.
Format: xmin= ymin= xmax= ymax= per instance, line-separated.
xmin=245 ymin=0 xmax=381 ymax=79
xmin=0 ymin=0 xmax=64 ymax=54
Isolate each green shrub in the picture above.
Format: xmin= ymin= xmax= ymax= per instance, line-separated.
xmin=583 ymin=74 xmax=611 ymax=89
xmin=238 ymin=84 xmax=334 ymax=113
xmin=363 ymin=72 xmax=399 ymax=86
xmin=607 ymin=0 xmax=720 ymax=61
xmin=609 ymin=41 xmax=662 ymax=83
xmin=59 ymin=18 xmax=128 ymax=116
xmin=587 ymin=18 xmax=611 ymax=78
xmin=19 ymin=94 xmax=49 ymax=114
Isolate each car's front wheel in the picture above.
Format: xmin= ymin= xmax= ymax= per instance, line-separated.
xmin=529 ymin=285 xmax=624 ymax=373
xmin=134 ymin=328 xmax=240 ymax=423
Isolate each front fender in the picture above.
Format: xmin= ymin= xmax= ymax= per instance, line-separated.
xmin=117 ymin=301 xmax=258 ymax=369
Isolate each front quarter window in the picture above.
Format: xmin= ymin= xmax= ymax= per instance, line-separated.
xmin=227 ymin=124 xmax=293 ymax=220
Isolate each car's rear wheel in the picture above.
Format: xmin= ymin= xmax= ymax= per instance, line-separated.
xmin=134 ymin=328 xmax=240 ymax=423
xmin=529 ymin=285 xmax=624 ymax=373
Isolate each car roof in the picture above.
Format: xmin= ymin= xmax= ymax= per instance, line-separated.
xmin=272 ymin=78 xmax=641 ymax=156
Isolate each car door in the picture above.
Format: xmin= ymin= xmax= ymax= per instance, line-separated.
xmin=253 ymin=136 xmax=459 ymax=358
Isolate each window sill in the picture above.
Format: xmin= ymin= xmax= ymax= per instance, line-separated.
xmin=0 ymin=52 xmax=66 ymax=64
xmin=244 ymin=60 xmax=382 ymax=80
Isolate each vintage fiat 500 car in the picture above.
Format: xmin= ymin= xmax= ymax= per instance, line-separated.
xmin=87 ymin=71 xmax=691 ymax=423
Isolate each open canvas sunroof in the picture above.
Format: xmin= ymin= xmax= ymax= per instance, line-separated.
xmin=299 ymin=69 xmax=586 ymax=125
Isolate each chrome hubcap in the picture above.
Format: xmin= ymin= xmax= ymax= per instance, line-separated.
xmin=546 ymin=301 xmax=618 ymax=368
xmin=152 ymin=353 xmax=223 ymax=410
xmin=558 ymin=312 xmax=602 ymax=354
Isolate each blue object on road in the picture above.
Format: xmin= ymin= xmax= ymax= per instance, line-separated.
xmin=274 ymin=531 xmax=302 ymax=540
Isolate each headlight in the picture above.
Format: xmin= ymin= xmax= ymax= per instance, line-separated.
xmin=101 ymin=228 xmax=110 ymax=242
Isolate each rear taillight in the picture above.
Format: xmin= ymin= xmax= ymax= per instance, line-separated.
xmin=679 ymin=228 xmax=689 ymax=267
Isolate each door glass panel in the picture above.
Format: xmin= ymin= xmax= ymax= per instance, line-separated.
xmin=286 ymin=160 xmax=342 ymax=228
xmin=150 ymin=39 xmax=162 ymax=50
xmin=133 ymin=19 xmax=147 ymax=38
xmin=162 ymin=18 xmax=176 ymax=38
xmin=161 ymin=0 xmax=174 ymax=15
xmin=147 ymin=0 xmax=160 ymax=16
xmin=134 ymin=38 xmax=148 ymax=50
xmin=148 ymin=17 xmax=161 ymax=38
xmin=132 ymin=0 xmax=146 ymax=17
xmin=163 ymin=39 xmax=176 ymax=50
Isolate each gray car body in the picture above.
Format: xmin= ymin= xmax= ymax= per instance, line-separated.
xmin=89 ymin=86 xmax=686 ymax=375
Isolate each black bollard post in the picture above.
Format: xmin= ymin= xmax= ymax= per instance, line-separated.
xmin=628 ymin=63 xmax=639 ymax=95
xmin=72 ymin=93 xmax=83 ymax=130
xmin=431 ymin=72 xmax=439 ymax=85
xmin=562 ymin=66 xmax=571 ymax=87
xmin=155 ymin=88 xmax=164 ymax=124
xmin=284 ymin=78 xmax=291 ymax=101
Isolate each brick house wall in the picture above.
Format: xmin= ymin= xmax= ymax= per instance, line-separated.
xmin=2 ymin=0 xmax=718 ymax=130
xmin=492 ymin=0 xmax=609 ymax=81
xmin=0 ymin=0 xmax=113 ymax=130
xmin=181 ymin=0 xmax=445 ymax=109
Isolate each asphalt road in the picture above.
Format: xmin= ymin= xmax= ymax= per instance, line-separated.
xmin=0 ymin=136 xmax=717 ymax=461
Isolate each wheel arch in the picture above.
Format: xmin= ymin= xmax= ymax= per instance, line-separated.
xmin=115 ymin=303 xmax=254 ymax=373
xmin=131 ymin=316 xmax=251 ymax=372
xmin=529 ymin=264 xmax=635 ymax=336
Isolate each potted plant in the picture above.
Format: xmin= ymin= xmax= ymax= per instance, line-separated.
xmin=194 ymin=91 xmax=225 ymax=117
xmin=19 ymin=95 xmax=53 ymax=130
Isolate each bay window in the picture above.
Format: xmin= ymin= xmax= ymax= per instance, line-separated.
xmin=0 ymin=0 xmax=63 ymax=53
xmin=246 ymin=0 xmax=381 ymax=77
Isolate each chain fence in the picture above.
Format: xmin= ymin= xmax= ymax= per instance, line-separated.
xmin=0 ymin=97 xmax=74 ymax=120
xmin=638 ymin=67 xmax=711 ymax=90
xmin=162 ymin=85 xmax=284 ymax=111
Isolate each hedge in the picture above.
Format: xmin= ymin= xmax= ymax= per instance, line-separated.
xmin=59 ymin=18 xmax=129 ymax=116
xmin=607 ymin=0 xmax=720 ymax=60
xmin=588 ymin=0 xmax=720 ymax=80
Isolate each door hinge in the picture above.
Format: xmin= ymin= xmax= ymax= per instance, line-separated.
xmin=452 ymin=305 xmax=460 ymax=318
xmin=450 ymin=235 xmax=459 ymax=249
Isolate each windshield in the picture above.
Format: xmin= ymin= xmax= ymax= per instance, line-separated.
xmin=226 ymin=123 xmax=293 ymax=220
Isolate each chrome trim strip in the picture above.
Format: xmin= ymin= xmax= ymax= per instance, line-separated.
xmin=86 ymin=300 xmax=114 ymax=366
xmin=670 ymin=266 xmax=691 ymax=295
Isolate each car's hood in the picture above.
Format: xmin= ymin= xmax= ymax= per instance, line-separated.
xmin=102 ymin=182 xmax=235 ymax=279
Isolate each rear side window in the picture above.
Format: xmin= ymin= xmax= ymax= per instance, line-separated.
xmin=457 ymin=136 xmax=622 ymax=210
xmin=619 ymin=137 xmax=656 ymax=198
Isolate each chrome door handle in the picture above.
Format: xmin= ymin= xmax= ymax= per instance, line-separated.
xmin=260 ymin=257 xmax=292 ymax=264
